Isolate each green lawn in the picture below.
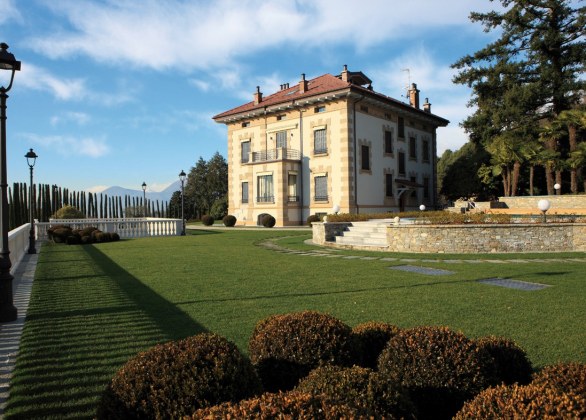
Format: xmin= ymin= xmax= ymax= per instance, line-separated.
xmin=5 ymin=229 xmax=586 ymax=418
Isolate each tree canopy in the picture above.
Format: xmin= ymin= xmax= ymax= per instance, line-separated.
xmin=183 ymin=152 xmax=228 ymax=220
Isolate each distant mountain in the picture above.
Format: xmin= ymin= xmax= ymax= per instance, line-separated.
xmin=99 ymin=180 xmax=180 ymax=202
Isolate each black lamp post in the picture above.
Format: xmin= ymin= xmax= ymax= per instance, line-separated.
xmin=179 ymin=170 xmax=186 ymax=236
xmin=25 ymin=148 xmax=37 ymax=254
xmin=0 ymin=42 xmax=20 ymax=322
xmin=142 ymin=182 xmax=147 ymax=217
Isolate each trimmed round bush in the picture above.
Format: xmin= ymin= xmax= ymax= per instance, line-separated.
xmin=296 ymin=365 xmax=414 ymax=419
xmin=52 ymin=205 xmax=85 ymax=219
xmin=307 ymin=214 xmax=320 ymax=225
xmin=201 ymin=214 xmax=214 ymax=226
xmin=48 ymin=226 xmax=73 ymax=243
xmin=476 ymin=335 xmax=533 ymax=385
xmin=223 ymin=214 xmax=237 ymax=227
xmin=96 ymin=333 xmax=262 ymax=419
xmin=352 ymin=321 xmax=401 ymax=369
xmin=454 ymin=382 xmax=586 ymax=419
xmin=248 ymin=311 xmax=354 ymax=392
xmin=262 ymin=214 xmax=276 ymax=228
xmin=65 ymin=234 xmax=80 ymax=245
xmin=79 ymin=226 xmax=99 ymax=237
xmin=531 ymin=362 xmax=586 ymax=395
xmin=190 ymin=391 xmax=358 ymax=419
xmin=378 ymin=326 xmax=496 ymax=420
xmin=111 ymin=232 xmax=121 ymax=242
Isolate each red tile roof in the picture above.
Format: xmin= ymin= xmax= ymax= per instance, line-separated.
xmin=212 ymin=73 xmax=448 ymax=126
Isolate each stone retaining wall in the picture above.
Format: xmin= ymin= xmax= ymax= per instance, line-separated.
xmin=312 ymin=222 xmax=586 ymax=253
xmin=498 ymin=195 xmax=586 ymax=210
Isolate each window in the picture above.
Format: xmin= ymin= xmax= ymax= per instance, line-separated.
xmin=241 ymin=182 xmax=249 ymax=203
xmin=314 ymin=106 xmax=325 ymax=113
xmin=315 ymin=176 xmax=328 ymax=201
xmin=241 ymin=141 xmax=250 ymax=163
xmin=361 ymin=145 xmax=370 ymax=170
xmin=409 ymin=137 xmax=417 ymax=160
xmin=386 ymin=174 xmax=393 ymax=197
xmin=423 ymin=177 xmax=430 ymax=199
xmin=422 ymin=139 xmax=430 ymax=163
xmin=257 ymin=175 xmax=274 ymax=203
xmin=276 ymin=114 xmax=286 ymax=121
xmin=398 ymin=152 xmax=406 ymax=176
xmin=276 ymin=131 xmax=287 ymax=149
xmin=241 ymin=122 xmax=250 ymax=127
xmin=314 ymin=129 xmax=327 ymax=154
xmin=288 ymin=173 xmax=298 ymax=202
xmin=410 ymin=176 xmax=417 ymax=198
xmin=384 ymin=131 xmax=393 ymax=154
xmin=398 ymin=117 xmax=405 ymax=138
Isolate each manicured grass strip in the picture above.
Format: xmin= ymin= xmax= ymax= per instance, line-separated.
xmin=5 ymin=230 xmax=586 ymax=419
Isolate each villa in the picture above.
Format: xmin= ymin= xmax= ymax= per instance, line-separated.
xmin=213 ymin=65 xmax=449 ymax=226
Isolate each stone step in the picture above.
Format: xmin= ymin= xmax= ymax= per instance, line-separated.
xmin=333 ymin=221 xmax=389 ymax=247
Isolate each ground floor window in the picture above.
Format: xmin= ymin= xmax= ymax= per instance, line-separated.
xmin=315 ymin=175 xmax=328 ymax=201
xmin=242 ymin=181 xmax=249 ymax=203
xmin=257 ymin=174 xmax=274 ymax=203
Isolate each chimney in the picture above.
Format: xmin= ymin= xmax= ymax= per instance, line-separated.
xmin=341 ymin=64 xmax=349 ymax=82
xmin=299 ymin=73 xmax=308 ymax=93
xmin=408 ymin=83 xmax=420 ymax=109
xmin=254 ymin=86 xmax=262 ymax=105
xmin=423 ymin=97 xmax=431 ymax=113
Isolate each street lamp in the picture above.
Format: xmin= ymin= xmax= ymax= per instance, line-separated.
xmin=25 ymin=149 xmax=37 ymax=254
xmin=141 ymin=182 xmax=147 ymax=217
xmin=0 ymin=42 xmax=21 ymax=322
xmin=179 ymin=170 xmax=186 ymax=236
xmin=538 ymin=199 xmax=551 ymax=223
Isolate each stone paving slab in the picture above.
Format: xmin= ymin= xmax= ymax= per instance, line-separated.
xmin=477 ymin=277 xmax=550 ymax=291
xmin=389 ymin=265 xmax=455 ymax=276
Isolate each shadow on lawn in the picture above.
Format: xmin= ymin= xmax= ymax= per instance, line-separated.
xmin=5 ymin=244 xmax=206 ymax=419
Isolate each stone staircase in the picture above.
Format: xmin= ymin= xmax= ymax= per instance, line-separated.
xmin=333 ymin=221 xmax=389 ymax=249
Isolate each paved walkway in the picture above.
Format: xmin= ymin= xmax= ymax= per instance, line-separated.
xmin=0 ymin=244 xmax=39 ymax=418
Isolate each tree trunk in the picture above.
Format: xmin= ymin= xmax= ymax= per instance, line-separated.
xmin=555 ymin=171 xmax=562 ymax=195
xmin=529 ymin=165 xmax=534 ymax=196
xmin=511 ymin=161 xmax=521 ymax=196
xmin=568 ymin=124 xmax=577 ymax=193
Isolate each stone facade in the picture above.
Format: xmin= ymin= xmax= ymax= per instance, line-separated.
xmin=313 ymin=222 xmax=586 ymax=253
xmin=214 ymin=66 xmax=448 ymax=226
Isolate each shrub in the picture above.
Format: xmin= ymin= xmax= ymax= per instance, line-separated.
xmin=52 ymin=205 xmax=85 ymax=219
xmin=96 ymin=333 xmax=261 ymax=419
xmin=111 ymin=232 xmax=121 ymax=242
xmin=307 ymin=214 xmax=321 ymax=225
xmin=190 ymin=391 xmax=358 ymax=419
xmin=210 ymin=196 xmax=228 ymax=220
xmin=201 ymin=214 xmax=214 ymax=226
xmin=262 ymin=214 xmax=276 ymax=228
xmin=79 ymin=226 xmax=99 ymax=237
xmin=223 ymin=214 xmax=237 ymax=227
xmin=454 ymin=382 xmax=586 ymax=419
xmin=48 ymin=226 xmax=73 ymax=243
xmin=352 ymin=322 xmax=401 ymax=369
xmin=531 ymin=362 xmax=586 ymax=395
xmin=476 ymin=336 xmax=533 ymax=385
xmin=378 ymin=326 xmax=496 ymax=420
xmin=65 ymin=234 xmax=80 ymax=245
xmin=296 ymin=365 xmax=414 ymax=419
xmin=248 ymin=311 xmax=354 ymax=392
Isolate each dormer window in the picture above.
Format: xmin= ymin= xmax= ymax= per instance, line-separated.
xmin=314 ymin=106 xmax=325 ymax=113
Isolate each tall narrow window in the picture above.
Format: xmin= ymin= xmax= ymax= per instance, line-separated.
xmin=423 ymin=177 xmax=430 ymax=199
xmin=241 ymin=141 xmax=250 ymax=163
xmin=257 ymin=175 xmax=274 ymax=203
xmin=361 ymin=145 xmax=370 ymax=170
xmin=241 ymin=182 xmax=249 ymax=203
xmin=398 ymin=152 xmax=406 ymax=176
xmin=385 ymin=173 xmax=393 ymax=197
xmin=409 ymin=137 xmax=417 ymax=160
xmin=410 ymin=176 xmax=417 ymax=198
xmin=422 ymin=139 xmax=430 ymax=163
xmin=398 ymin=117 xmax=405 ymax=138
xmin=276 ymin=131 xmax=287 ymax=149
xmin=288 ymin=173 xmax=298 ymax=202
xmin=314 ymin=129 xmax=327 ymax=153
xmin=315 ymin=176 xmax=328 ymax=201
xmin=384 ymin=131 xmax=393 ymax=154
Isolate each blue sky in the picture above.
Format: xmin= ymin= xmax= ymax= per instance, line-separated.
xmin=0 ymin=0 xmax=504 ymax=193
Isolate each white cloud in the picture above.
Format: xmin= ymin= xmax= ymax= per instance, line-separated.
xmin=50 ymin=111 xmax=91 ymax=126
xmin=0 ymin=0 xmax=21 ymax=25
xmin=21 ymin=133 xmax=110 ymax=158
xmin=27 ymin=0 xmax=498 ymax=72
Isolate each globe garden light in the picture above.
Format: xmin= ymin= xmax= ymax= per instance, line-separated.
xmin=554 ymin=183 xmax=561 ymax=194
xmin=179 ymin=170 xmax=187 ymax=236
xmin=419 ymin=204 xmax=426 ymax=211
xmin=25 ymin=148 xmax=38 ymax=254
xmin=538 ymin=199 xmax=551 ymax=223
xmin=332 ymin=204 xmax=340 ymax=214
xmin=0 ymin=42 xmax=21 ymax=322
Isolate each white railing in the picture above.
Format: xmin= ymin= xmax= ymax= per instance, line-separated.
xmin=8 ymin=223 xmax=32 ymax=274
xmin=35 ymin=218 xmax=182 ymax=240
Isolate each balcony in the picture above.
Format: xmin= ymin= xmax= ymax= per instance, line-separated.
xmin=249 ymin=148 xmax=301 ymax=163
